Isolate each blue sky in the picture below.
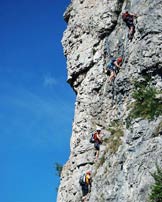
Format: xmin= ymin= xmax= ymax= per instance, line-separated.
xmin=0 ymin=0 xmax=75 ymax=201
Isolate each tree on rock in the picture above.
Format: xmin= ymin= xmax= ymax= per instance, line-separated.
xmin=149 ymin=165 xmax=162 ymax=202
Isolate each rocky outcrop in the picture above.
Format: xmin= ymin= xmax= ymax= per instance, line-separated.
xmin=57 ymin=0 xmax=162 ymax=201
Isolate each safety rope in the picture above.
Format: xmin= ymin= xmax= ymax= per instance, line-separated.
xmin=122 ymin=32 xmax=129 ymax=64
xmin=104 ymin=37 xmax=111 ymax=57
xmin=111 ymin=78 xmax=116 ymax=107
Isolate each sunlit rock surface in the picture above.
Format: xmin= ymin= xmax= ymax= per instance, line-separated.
xmin=57 ymin=0 xmax=162 ymax=201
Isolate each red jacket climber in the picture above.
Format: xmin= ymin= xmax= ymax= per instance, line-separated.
xmin=122 ymin=11 xmax=137 ymax=40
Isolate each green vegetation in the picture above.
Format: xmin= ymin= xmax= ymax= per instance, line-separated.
xmin=96 ymin=155 xmax=106 ymax=170
xmin=105 ymin=120 xmax=124 ymax=154
xmin=99 ymin=155 xmax=106 ymax=166
xmin=149 ymin=165 xmax=162 ymax=202
xmin=54 ymin=163 xmax=63 ymax=192
xmin=54 ymin=163 xmax=63 ymax=177
xmin=127 ymin=80 xmax=162 ymax=126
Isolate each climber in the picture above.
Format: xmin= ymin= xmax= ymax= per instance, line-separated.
xmin=93 ymin=127 xmax=103 ymax=160
xmin=122 ymin=11 xmax=137 ymax=40
xmin=105 ymin=57 xmax=123 ymax=82
xmin=79 ymin=171 xmax=92 ymax=202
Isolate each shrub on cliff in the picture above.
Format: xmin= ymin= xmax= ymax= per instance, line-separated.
xmin=149 ymin=165 xmax=162 ymax=202
xmin=105 ymin=120 xmax=124 ymax=153
xmin=128 ymin=80 xmax=162 ymax=122
xmin=55 ymin=163 xmax=63 ymax=177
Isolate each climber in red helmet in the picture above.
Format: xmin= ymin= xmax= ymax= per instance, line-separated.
xmin=93 ymin=127 xmax=103 ymax=160
xmin=122 ymin=11 xmax=137 ymax=40
xmin=106 ymin=57 xmax=123 ymax=82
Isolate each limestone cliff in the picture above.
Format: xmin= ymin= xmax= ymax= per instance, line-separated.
xmin=57 ymin=0 xmax=162 ymax=201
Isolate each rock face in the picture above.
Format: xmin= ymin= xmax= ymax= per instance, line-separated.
xmin=57 ymin=0 xmax=162 ymax=201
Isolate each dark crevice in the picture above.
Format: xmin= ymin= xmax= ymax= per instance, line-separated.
xmin=103 ymin=1 xmax=126 ymax=59
xmin=116 ymin=0 xmax=125 ymax=14
xmin=63 ymin=3 xmax=73 ymax=23
xmin=99 ymin=0 xmax=125 ymax=39
xmin=66 ymin=0 xmax=125 ymax=91
xmin=77 ymin=161 xmax=94 ymax=169
xmin=140 ymin=64 xmax=162 ymax=78
xmin=98 ymin=24 xmax=118 ymax=40
xmin=79 ymin=147 xmax=94 ymax=154
xmin=140 ymin=31 xmax=161 ymax=40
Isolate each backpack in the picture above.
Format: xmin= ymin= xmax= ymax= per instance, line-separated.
xmin=89 ymin=133 xmax=95 ymax=143
xmin=107 ymin=58 xmax=116 ymax=69
xmin=89 ymin=132 xmax=98 ymax=143
xmin=79 ymin=174 xmax=86 ymax=185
